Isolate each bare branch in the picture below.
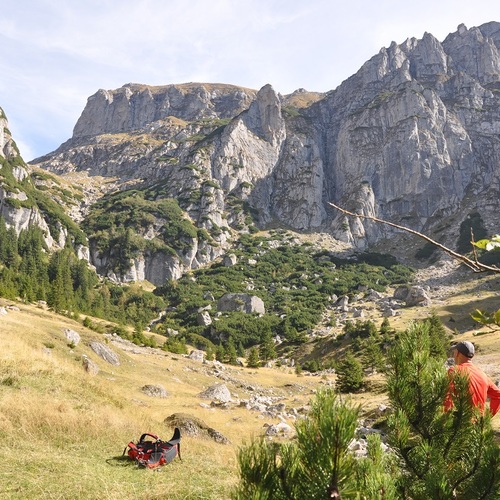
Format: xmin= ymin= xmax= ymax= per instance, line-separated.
xmin=327 ymin=202 xmax=500 ymax=274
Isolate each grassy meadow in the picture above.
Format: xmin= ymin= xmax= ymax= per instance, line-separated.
xmin=1 ymin=269 xmax=499 ymax=499
xmin=0 ymin=300 xmax=338 ymax=499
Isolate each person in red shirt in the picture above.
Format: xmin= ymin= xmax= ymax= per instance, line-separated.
xmin=444 ymin=341 xmax=500 ymax=416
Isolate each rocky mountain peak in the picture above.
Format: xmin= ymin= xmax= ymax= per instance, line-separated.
xmin=27 ymin=21 xmax=500 ymax=284
xmin=244 ymin=84 xmax=285 ymax=145
xmin=0 ymin=108 xmax=21 ymax=161
xmin=72 ymin=82 xmax=257 ymax=139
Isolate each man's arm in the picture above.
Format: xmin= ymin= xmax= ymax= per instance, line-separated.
xmin=487 ymin=380 xmax=500 ymax=416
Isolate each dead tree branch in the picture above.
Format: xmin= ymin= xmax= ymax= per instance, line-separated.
xmin=327 ymin=202 xmax=500 ymax=274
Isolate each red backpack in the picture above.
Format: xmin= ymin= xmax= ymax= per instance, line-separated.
xmin=124 ymin=428 xmax=181 ymax=468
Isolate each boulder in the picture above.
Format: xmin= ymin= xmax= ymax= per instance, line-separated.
xmin=141 ymin=384 xmax=169 ymax=398
xmin=198 ymin=383 xmax=232 ymax=403
xmin=82 ymin=355 xmax=99 ymax=376
xmin=165 ymin=412 xmax=230 ymax=444
xmin=197 ymin=310 xmax=212 ymax=326
xmin=89 ymin=341 xmax=120 ymax=365
xmin=217 ymin=293 xmax=265 ymax=314
xmin=393 ymin=286 xmax=410 ymax=301
xmin=223 ymin=253 xmax=237 ymax=266
xmin=265 ymin=422 xmax=294 ymax=437
xmin=188 ymin=349 xmax=205 ymax=362
xmin=405 ymin=286 xmax=432 ymax=307
xmin=64 ymin=328 xmax=81 ymax=346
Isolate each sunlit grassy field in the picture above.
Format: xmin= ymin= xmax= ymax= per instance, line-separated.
xmin=1 ymin=273 xmax=499 ymax=499
xmin=0 ymin=300 xmax=333 ymax=499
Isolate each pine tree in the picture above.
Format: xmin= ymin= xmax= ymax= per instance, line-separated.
xmin=0 ymin=217 xmax=8 ymax=263
xmin=259 ymin=331 xmax=276 ymax=362
xmin=422 ymin=311 xmax=449 ymax=358
xmin=226 ymin=338 xmax=238 ymax=365
xmin=215 ymin=343 xmax=226 ymax=363
xmin=18 ymin=225 xmax=49 ymax=301
xmin=237 ymin=341 xmax=245 ymax=358
xmin=336 ymin=351 xmax=365 ymax=393
xmin=48 ymin=249 xmax=74 ymax=312
xmin=205 ymin=345 xmax=214 ymax=361
xmin=379 ymin=317 xmax=392 ymax=336
xmin=386 ymin=321 xmax=500 ymax=498
xmin=363 ymin=333 xmax=385 ymax=372
xmin=246 ymin=347 xmax=260 ymax=368
xmin=233 ymin=388 xmax=397 ymax=499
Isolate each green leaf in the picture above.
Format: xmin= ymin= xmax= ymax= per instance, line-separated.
xmin=494 ymin=308 xmax=500 ymax=326
xmin=472 ymin=239 xmax=490 ymax=250
xmin=470 ymin=309 xmax=493 ymax=324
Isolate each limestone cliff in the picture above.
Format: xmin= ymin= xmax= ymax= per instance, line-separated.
xmin=0 ymin=107 xmax=86 ymax=251
xmin=31 ymin=22 xmax=500 ymax=282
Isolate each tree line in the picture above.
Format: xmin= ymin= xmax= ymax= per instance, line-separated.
xmin=0 ymin=218 xmax=164 ymax=329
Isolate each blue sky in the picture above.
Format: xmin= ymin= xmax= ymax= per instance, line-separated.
xmin=1 ymin=0 xmax=499 ymax=161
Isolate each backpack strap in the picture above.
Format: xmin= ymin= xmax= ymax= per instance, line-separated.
xmin=165 ymin=427 xmax=182 ymax=460
xmin=139 ymin=433 xmax=159 ymax=443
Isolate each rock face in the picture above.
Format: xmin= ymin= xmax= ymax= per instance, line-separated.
xmin=72 ymin=83 xmax=257 ymax=138
xmin=0 ymin=107 xmax=86 ymax=252
xmin=29 ymin=22 xmax=500 ymax=283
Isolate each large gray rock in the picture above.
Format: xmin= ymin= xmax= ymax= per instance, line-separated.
xmin=393 ymin=285 xmax=432 ymax=307
xmin=198 ymin=383 xmax=232 ymax=403
xmin=89 ymin=341 xmax=120 ymax=365
xmin=405 ymin=286 xmax=432 ymax=307
xmin=197 ymin=310 xmax=212 ymax=326
xmin=217 ymin=293 xmax=265 ymax=314
xmin=64 ymin=328 xmax=81 ymax=346
xmin=164 ymin=412 xmax=231 ymax=444
xmin=188 ymin=349 xmax=205 ymax=362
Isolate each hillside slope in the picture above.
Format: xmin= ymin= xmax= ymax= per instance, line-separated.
xmin=1 ymin=266 xmax=499 ymax=499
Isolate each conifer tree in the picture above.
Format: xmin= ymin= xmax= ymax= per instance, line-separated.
xmin=379 ymin=317 xmax=393 ymax=336
xmin=363 ymin=333 xmax=385 ymax=372
xmin=233 ymin=388 xmax=397 ymax=499
xmin=386 ymin=321 xmax=500 ymax=498
xmin=48 ymin=249 xmax=74 ymax=312
xmin=18 ymin=225 xmax=49 ymax=301
xmin=205 ymin=345 xmax=214 ymax=361
xmin=0 ymin=217 xmax=8 ymax=263
xmin=215 ymin=343 xmax=226 ymax=363
xmin=422 ymin=311 xmax=449 ymax=358
xmin=336 ymin=351 xmax=365 ymax=393
xmin=259 ymin=331 xmax=276 ymax=362
xmin=246 ymin=347 xmax=260 ymax=368
xmin=237 ymin=341 xmax=245 ymax=358
xmin=226 ymin=338 xmax=238 ymax=365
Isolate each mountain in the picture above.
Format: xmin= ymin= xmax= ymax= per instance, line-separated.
xmin=0 ymin=106 xmax=87 ymax=253
xmin=23 ymin=21 xmax=500 ymax=284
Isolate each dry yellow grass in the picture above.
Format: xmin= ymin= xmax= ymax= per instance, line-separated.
xmin=0 ymin=301 xmax=326 ymax=499
xmin=1 ymin=271 xmax=499 ymax=498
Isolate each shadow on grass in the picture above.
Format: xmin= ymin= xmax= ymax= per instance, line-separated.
xmin=106 ymin=455 xmax=138 ymax=468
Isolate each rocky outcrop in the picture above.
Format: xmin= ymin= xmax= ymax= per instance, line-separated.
xmin=0 ymin=110 xmax=57 ymax=248
xmin=217 ymin=293 xmax=265 ymax=314
xmin=0 ymin=107 xmax=88 ymax=252
xmin=30 ymin=22 xmax=500 ymax=282
xmin=89 ymin=341 xmax=120 ymax=365
xmin=164 ymin=412 xmax=231 ymax=444
xmin=322 ymin=23 xmax=500 ymax=247
xmin=72 ymin=83 xmax=257 ymax=138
